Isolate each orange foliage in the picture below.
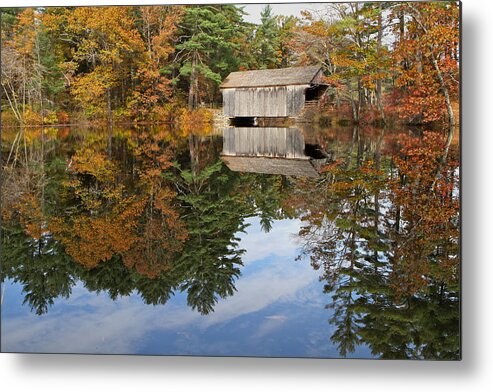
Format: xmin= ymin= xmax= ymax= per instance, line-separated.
xmin=17 ymin=194 xmax=47 ymax=240
xmin=127 ymin=6 xmax=184 ymax=120
xmin=392 ymin=3 xmax=459 ymax=124
xmin=56 ymin=111 xmax=70 ymax=124
xmin=50 ymin=199 xmax=144 ymax=268
xmin=49 ymin=131 xmax=189 ymax=278
xmin=11 ymin=9 xmax=38 ymax=55
xmin=70 ymin=147 xmax=117 ymax=183
xmin=122 ymin=197 xmax=188 ymax=278
xmin=177 ymin=108 xmax=214 ymax=136
xmin=390 ymin=131 xmax=459 ymax=296
xmin=121 ymin=133 xmax=188 ymax=277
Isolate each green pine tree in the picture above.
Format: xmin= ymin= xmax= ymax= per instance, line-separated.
xmin=252 ymin=5 xmax=280 ymax=69
xmin=175 ymin=5 xmax=247 ymax=108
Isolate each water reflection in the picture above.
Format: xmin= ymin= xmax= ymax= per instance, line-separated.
xmin=0 ymin=124 xmax=460 ymax=359
xmin=221 ymin=127 xmax=327 ymax=177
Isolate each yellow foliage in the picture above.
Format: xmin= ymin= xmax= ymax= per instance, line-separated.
xmin=17 ymin=194 xmax=46 ymax=240
xmin=71 ymin=67 xmax=117 ymax=117
xmin=71 ymin=147 xmax=117 ymax=183
xmin=51 ymin=214 xmax=138 ymax=268
xmin=43 ymin=111 xmax=59 ymax=125
xmin=23 ymin=109 xmax=43 ymax=126
xmin=177 ymin=108 xmax=214 ymax=136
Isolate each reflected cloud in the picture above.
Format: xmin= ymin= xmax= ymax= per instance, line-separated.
xmin=239 ymin=217 xmax=301 ymax=265
xmin=1 ymin=218 xmax=321 ymax=355
xmin=252 ymin=315 xmax=288 ymax=339
xmin=199 ymin=261 xmax=318 ymax=328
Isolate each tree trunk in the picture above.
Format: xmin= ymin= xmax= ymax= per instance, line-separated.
xmin=376 ymin=7 xmax=386 ymax=124
xmin=431 ymin=53 xmax=456 ymax=128
xmin=188 ymin=54 xmax=198 ymax=110
xmin=351 ymin=99 xmax=359 ymax=123
xmin=357 ymin=79 xmax=364 ymax=121
xmin=106 ymin=89 xmax=113 ymax=124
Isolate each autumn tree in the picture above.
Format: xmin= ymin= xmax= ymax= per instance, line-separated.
xmin=60 ymin=7 xmax=145 ymax=119
xmin=389 ymin=131 xmax=459 ymax=297
xmin=289 ymin=125 xmax=459 ymax=359
xmin=49 ymin=138 xmax=142 ymax=268
xmin=276 ymin=15 xmax=299 ymax=68
xmin=294 ymin=3 xmax=392 ymax=122
xmin=128 ymin=6 xmax=184 ymax=119
xmin=1 ymin=9 xmax=46 ymax=124
xmin=0 ymin=4 xmax=460 ymax=126
xmin=391 ymin=2 xmax=459 ymax=128
xmin=122 ymin=131 xmax=188 ymax=278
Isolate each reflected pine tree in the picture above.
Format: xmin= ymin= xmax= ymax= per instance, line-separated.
xmin=246 ymin=174 xmax=294 ymax=233
xmin=78 ymin=255 xmax=136 ymax=301
xmin=135 ymin=272 xmax=179 ymax=306
xmin=1 ymin=129 xmax=78 ymax=315
xmin=356 ymin=281 xmax=459 ymax=359
xmin=2 ymin=224 xmax=76 ymax=315
xmin=326 ymin=270 xmax=361 ymax=357
xmin=170 ymin=159 xmax=250 ymax=314
xmin=292 ymin=128 xmax=460 ymax=359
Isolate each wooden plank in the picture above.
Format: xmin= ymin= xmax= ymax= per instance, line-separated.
xmin=223 ymin=84 xmax=310 ymax=118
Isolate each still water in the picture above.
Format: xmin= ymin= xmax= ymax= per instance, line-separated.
xmin=0 ymin=124 xmax=460 ymax=359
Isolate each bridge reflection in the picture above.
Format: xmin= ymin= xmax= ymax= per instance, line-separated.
xmin=220 ymin=127 xmax=328 ymax=177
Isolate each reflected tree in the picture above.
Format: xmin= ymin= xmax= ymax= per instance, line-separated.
xmin=2 ymin=223 xmax=75 ymax=315
xmin=293 ymin=127 xmax=460 ymax=359
xmin=170 ymin=160 xmax=250 ymax=314
xmin=2 ymin=126 xmax=259 ymax=315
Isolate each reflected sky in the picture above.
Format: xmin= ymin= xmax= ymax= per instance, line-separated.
xmin=1 ymin=217 xmax=371 ymax=358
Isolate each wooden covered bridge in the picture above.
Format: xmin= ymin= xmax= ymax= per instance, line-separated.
xmin=220 ymin=66 xmax=327 ymax=123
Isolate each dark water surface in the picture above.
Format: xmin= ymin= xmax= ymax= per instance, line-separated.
xmin=0 ymin=124 xmax=460 ymax=359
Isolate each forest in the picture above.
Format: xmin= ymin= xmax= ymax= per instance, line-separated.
xmin=1 ymin=2 xmax=459 ymax=127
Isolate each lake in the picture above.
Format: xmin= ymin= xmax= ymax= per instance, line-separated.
xmin=0 ymin=123 xmax=460 ymax=359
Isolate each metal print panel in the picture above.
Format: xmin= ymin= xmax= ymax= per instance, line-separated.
xmin=0 ymin=2 xmax=461 ymax=359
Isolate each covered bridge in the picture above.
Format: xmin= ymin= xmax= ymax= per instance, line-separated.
xmin=220 ymin=66 xmax=327 ymax=119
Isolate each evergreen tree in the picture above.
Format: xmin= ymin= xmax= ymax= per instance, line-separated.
xmin=252 ymin=5 xmax=280 ymax=69
xmin=175 ymin=5 xmax=247 ymax=108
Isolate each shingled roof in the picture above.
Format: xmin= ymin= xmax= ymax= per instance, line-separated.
xmin=220 ymin=66 xmax=323 ymax=89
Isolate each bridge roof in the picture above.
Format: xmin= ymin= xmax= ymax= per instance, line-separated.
xmin=220 ymin=66 xmax=324 ymax=89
